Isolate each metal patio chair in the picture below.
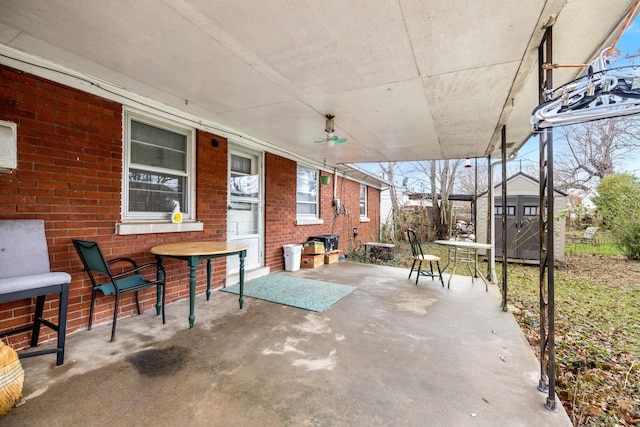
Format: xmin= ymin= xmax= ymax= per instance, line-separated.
xmin=72 ymin=239 xmax=166 ymax=341
xmin=407 ymin=229 xmax=444 ymax=286
xmin=580 ymin=226 xmax=599 ymax=244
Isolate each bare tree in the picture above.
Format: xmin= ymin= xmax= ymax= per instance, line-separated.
xmin=405 ymin=159 xmax=464 ymax=239
xmin=456 ymin=160 xmax=490 ymax=195
xmin=377 ymin=162 xmax=405 ymax=242
xmin=554 ymin=117 xmax=640 ymax=192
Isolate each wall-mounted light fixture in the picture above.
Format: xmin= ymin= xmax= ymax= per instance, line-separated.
xmin=353 ymin=227 xmax=358 ymax=238
xmin=465 ymin=157 xmax=472 ymax=168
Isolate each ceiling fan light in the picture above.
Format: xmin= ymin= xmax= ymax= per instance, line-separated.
xmin=327 ymin=139 xmax=335 ymax=147
xmin=325 ymin=114 xmax=335 ymax=133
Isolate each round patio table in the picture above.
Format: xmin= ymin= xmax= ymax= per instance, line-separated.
xmin=150 ymin=241 xmax=248 ymax=328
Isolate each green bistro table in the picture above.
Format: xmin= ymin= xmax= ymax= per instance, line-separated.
xmin=150 ymin=241 xmax=248 ymax=328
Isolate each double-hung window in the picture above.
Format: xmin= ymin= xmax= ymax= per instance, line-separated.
xmin=296 ymin=165 xmax=321 ymax=224
xmin=359 ymin=184 xmax=371 ymax=222
xmin=122 ymin=110 xmax=195 ymax=222
xmin=359 ymin=184 xmax=367 ymax=218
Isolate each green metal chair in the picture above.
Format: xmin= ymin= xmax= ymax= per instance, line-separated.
xmin=407 ymin=229 xmax=444 ymax=286
xmin=72 ymin=239 xmax=166 ymax=341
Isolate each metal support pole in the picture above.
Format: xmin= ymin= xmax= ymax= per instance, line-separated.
xmin=473 ymin=158 xmax=478 ymax=235
xmin=537 ymin=27 xmax=557 ymax=411
xmin=537 ymin=28 xmax=548 ymax=396
xmin=501 ymin=126 xmax=508 ymax=312
xmin=546 ymin=116 xmax=557 ymax=412
xmin=486 ymin=156 xmax=493 ymax=281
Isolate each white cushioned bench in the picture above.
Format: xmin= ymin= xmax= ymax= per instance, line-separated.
xmin=0 ymin=219 xmax=71 ymax=365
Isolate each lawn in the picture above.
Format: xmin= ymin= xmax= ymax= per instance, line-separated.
xmin=350 ymin=240 xmax=640 ymax=426
xmin=506 ymin=255 xmax=639 ymax=426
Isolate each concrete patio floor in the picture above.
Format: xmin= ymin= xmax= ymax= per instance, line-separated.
xmin=5 ymin=262 xmax=572 ymax=426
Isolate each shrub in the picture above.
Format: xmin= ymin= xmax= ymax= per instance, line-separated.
xmin=616 ymin=221 xmax=640 ymax=260
xmin=593 ymin=174 xmax=640 ymax=260
xmin=593 ymin=174 xmax=640 ymax=228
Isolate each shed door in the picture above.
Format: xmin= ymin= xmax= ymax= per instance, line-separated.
xmin=495 ymin=195 xmax=540 ymax=260
xmin=517 ymin=196 xmax=540 ymax=260
xmin=495 ymin=196 xmax=518 ymax=258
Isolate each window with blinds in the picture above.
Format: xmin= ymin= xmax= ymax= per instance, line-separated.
xmin=123 ymin=111 xmax=194 ymax=220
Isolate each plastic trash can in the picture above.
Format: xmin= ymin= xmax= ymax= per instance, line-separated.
xmin=283 ymin=244 xmax=302 ymax=271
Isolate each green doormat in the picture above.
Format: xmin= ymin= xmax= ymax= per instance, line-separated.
xmin=221 ymin=274 xmax=356 ymax=312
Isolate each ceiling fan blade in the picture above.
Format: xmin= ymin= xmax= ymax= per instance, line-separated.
xmin=313 ymin=138 xmax=327 ymax=144
xmin=334 ymin=138 xmax=347 ymax=144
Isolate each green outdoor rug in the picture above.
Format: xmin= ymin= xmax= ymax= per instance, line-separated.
xmin=220 ymin=274 xmax=357 ymax=312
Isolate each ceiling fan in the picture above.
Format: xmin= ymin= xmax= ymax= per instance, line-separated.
xmin=314 ymin=114 xmax=347 ymax=146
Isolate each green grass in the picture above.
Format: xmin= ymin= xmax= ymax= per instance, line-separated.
xmin=564 ymin=229 xmax=624 ymax=257
xmin=506 ymin=259 xmax=639 ymax=426
xmin=565 ymin=241 xmax=623 ymax=256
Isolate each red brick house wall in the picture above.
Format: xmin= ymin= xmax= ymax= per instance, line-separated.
xmin=0 ymin=65 xmax=380 ymax=350
xmin=263 ymin=154 xmax=380 ymax=271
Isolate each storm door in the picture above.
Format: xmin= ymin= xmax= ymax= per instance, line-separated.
xmin=227 ymin=148 xmax=263 ymax=273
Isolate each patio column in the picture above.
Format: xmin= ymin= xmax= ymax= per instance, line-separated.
xmin=501 ymin=126 xmax=508 ymax=312
xmin=537 ymin=26 xmax=557 ymax=412
xmin=486 ymin=157 xmax=501 ymax=285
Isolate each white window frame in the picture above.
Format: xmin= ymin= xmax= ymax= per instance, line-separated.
xmin=359 ymin=183 xmax=370 ymax=222
xmin=117 ymin=109 xmax=201 ymax=235
xmin=296 ymin=165 xmax=323 ymax=225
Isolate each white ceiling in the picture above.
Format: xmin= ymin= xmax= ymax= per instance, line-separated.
xmin=0 ymin=0 xmax=636 ymax=173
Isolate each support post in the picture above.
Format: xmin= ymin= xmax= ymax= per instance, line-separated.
xmin=473 ymin=157 xmax=478 ymax=235
xmin=501 ymin=126 xmax=508 ymax=312
xmin=537 ymin=26 xmax=557 ymax=411
xmin=486 ymin=156 xmax=494 ymax=282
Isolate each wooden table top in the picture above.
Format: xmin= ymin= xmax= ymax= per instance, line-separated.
xmin=150 ymin=241 xmax=248 ymax=257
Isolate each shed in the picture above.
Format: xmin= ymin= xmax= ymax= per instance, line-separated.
xmin=476 ymin=172 xmax=568 ymax=263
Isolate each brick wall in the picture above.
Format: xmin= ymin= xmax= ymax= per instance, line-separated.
xmin=264 ymin=154 xmax=380 ymax=270
xmin=0 ymin=66 xmax=231 ymax=348
xmin=1 ymin=65 xmax=126 ymax=347
xmin=0 ymin=64 xmax=380 ymax=350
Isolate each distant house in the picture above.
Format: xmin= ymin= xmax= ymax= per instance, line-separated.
xmin=380 ymin=187 xmax=433 ymax=224
xmin=566 ymin=189 xmax=597 ymax=225
xmin=476 ymin=172 xmax=568 ymax=263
